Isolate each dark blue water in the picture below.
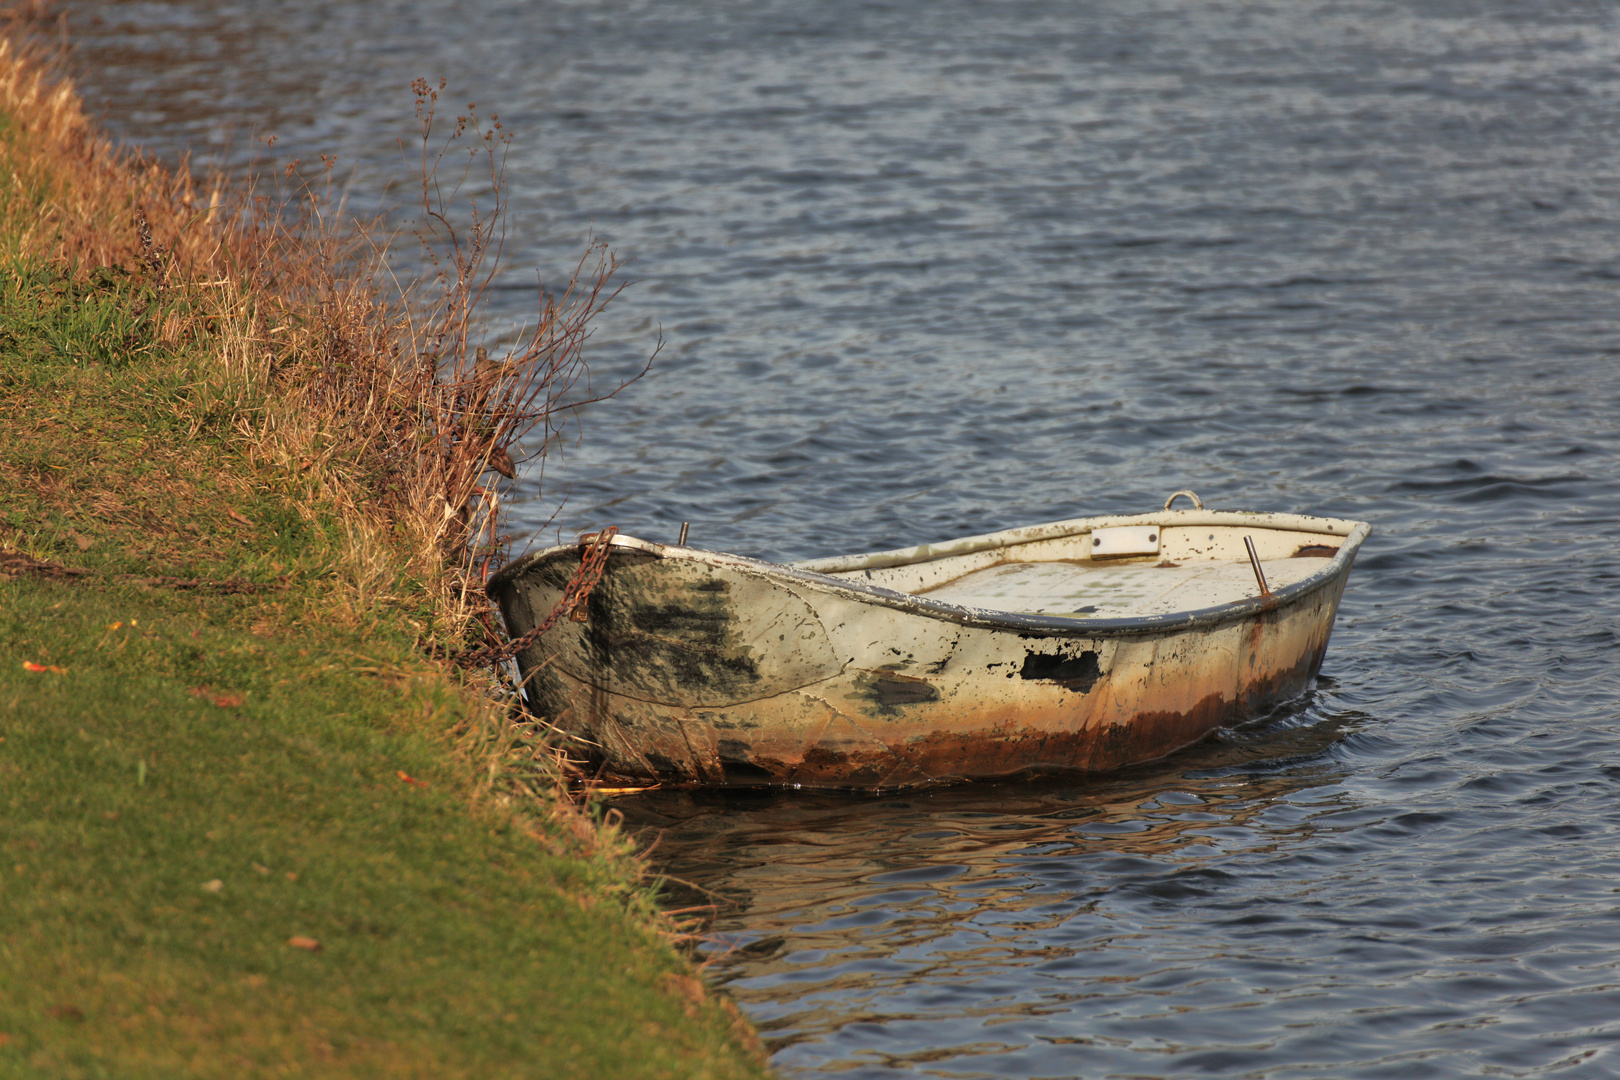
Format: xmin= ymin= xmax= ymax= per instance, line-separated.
xmin=63 ymin=1 xmax=1620 ymax=1075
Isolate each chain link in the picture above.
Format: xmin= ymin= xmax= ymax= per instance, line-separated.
xmin=455 ymin=526 xmax=619 ymax=669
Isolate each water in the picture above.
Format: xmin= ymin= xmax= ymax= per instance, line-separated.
xmin=59 ymin=2 xmax=1620 ymax=1075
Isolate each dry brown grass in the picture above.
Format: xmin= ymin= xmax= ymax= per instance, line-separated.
xmin=0 ymin=20 xmax=669 ymax=873
xmin=0 ymin=34 xmax=647 ymax=652
xmin=0 ymin=41 xmax=781 ymax=1080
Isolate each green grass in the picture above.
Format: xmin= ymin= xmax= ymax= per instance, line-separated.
xmin=0 ymin=580 xmax=759 ymax=1078
xmin=0 ymin=256 xmax=764 ymax=1073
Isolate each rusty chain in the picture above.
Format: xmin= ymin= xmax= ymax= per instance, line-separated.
xmin=455 ymin=526 xmax=619 ymax=669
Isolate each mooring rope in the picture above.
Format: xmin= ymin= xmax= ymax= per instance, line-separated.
xmin=455 ymin=526 xmax=619 ymax=669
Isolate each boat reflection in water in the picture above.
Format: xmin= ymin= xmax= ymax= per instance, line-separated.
xmin=616 ymin=704 xmax=1366 ymax=1068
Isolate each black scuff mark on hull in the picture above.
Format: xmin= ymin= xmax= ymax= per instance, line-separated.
xmin=644 ymin=749 xmax=689 ymax=777
xmin=718 ymin=738 xmax=774 ymax=784
xmin=589 ymin=567 xmax=766 ymax=696
xmin=852 ymin=671 xmax=942 ymax=715
xmin=629 ymin=603 xmax=732 ymax=643
xmin=874 ymin=677 xmax=938 ymax=706
xmin=1020 ymin=650 xmax=1102 ymax=693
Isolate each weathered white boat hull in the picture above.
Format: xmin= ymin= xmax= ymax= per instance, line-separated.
xmin=487 ymin=509 xmax=1368 ymax=789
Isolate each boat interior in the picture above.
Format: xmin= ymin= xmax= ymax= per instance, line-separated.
xmin=797 ymin=518 xmax=1350 ymax=619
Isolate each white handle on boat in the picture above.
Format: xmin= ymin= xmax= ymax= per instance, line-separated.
xmin=1163 ymin=490 xmax=1204 ymax=511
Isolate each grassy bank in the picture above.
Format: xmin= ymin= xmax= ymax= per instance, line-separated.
xmin=0 ymin=34 xmax=764 ymax=1080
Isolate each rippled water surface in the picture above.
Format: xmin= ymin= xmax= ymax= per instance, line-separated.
xmin=59 ymin=1 xmax=1620 ymax=1075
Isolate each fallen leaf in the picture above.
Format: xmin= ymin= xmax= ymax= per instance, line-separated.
xmin=202 ymin=879 xmax=224 ymax=893
xmin=188 ymin=687 xmax=245 ymax=707
xmin=107 ymin=621 xmax=123 ymax=631
xmin=287 ymin=936 xmax=322 ymax=952
xmin=486 ymin=445 xmax=516 ymax=479
xmin=22 ymin=661 xmax=67 ymax=674
xmin=74 ymin=534 xmax=93 ymax=552
xmin=252 ymin=862 xmax=270 ymax=875
xmin=285 ymin=871 xmax=298 ymax=882
xmin=396 ymin=770 xmax=428 ymax=788
xmin=226 ymin=509 xmax=253 ymax=527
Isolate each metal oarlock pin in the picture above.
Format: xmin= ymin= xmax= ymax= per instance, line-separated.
xmin=1243 ymin=535 xmax=1272 ymax=598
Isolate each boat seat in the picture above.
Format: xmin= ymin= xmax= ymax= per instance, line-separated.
xmin=914 ymin=557 xmax=1326 ymax=618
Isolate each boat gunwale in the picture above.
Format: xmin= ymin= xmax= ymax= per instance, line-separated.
xmin=488 ymin=510 xmax=1370 ymax=639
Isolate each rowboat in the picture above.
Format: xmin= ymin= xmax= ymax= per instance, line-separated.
xmin=486 ymin=493 xmax=1369 ymax=789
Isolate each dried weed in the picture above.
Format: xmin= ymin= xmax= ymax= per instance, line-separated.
xmin=0 ymin=27 xmax=659 ymax=872
xmin=0 ymin=32 xmax=649 ymax=652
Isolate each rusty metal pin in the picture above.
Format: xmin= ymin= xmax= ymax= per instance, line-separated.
xmin=678 ymin=522 xmax=689 ymax=546
xmin=1243 ymin=535 xmax=1271 ymax=597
